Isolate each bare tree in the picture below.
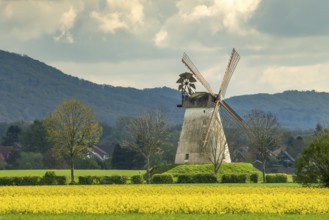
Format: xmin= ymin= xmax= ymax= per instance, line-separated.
xmin=124 ymin=111 xmax=169 ymax=183
xmin=245 ymin=109 xmax=281 ymax=183
xmin=201 ymin=117 xmax=226 ymax=176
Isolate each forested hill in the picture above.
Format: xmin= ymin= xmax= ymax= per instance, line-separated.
xmin=226 ymin=91 xmax=329 ymax=129
xmin=0 ymin=49 xmax=183 ymax=125
xmin=1 ymin=49 xmax=329 ymax=129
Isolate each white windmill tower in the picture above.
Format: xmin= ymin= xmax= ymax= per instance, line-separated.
xmin=175 ymin=48 xmax=251 ymax=164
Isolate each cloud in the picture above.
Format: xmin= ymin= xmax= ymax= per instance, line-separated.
xmin=54 ymin=7 xmax=77 ymax=43
xmin=260 ymin=63 xmax=329 ymax=92
xmin=249 ymin=0 xmax=329 ymax=36
xmin=0 ymin=1 xmax=83 ymax=42
xmin=153 ymin=30 xmax=168 ymax=47
xmin=176 ymin=0 xmax=261 ymax=34
xmin=90 ymin=0 xmax=144 ymax=34
xmin=2 ymin=0 xmax=329 ymax=98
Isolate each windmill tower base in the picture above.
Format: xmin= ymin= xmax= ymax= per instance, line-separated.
xmin=175 ymin=107 xmax=231 ymax=164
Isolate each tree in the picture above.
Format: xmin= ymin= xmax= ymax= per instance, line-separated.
xmin=21 ymin=120 xmax=51 ymax=153
xmin=201 ymin=119 xmax=226 ymax=176
xmin=246 ymin=109 xmax=281 ymax=183
xmin=111 ymin=143 xmax=145 ymax=169
xmin=295 ymin=132 xmax=329 ymax=187
xmin=2 ymin=125 xmax=22 ymax=146
xmin=123 ymin=111 xmax=169 ymax=183
xmin=45 ymin=99 xmax=102 ymax=183
xmin=17 ymin=152 xmax=44 ymax=169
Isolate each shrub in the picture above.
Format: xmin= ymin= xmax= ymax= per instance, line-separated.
xmin=292 ymin=174 xmax=301 ymax=183
xmin=221 ymin=174 xmax=247 ymax=183
xmin=99 ymin=176 xmax=128 ymax=184
xmin=55 ymin=176 xmax=67 ymax=185
xmin=0 ymin=177 xmax=13 ymax=185
xmin=78 ymin=176 xmax=95 ymax=185
xmin=151 ymin=174 xmax=174 ymax=184
xmin=0 ymin=176 xmax=41 ymax=186
xmin=20 ymin=176 xmax=41 ymax=185
xmin=250 ymin=173 xmax=258 ymax=183
xmin=100 ymin=176 xmax=112 ymax=184
xmin=266 ymin=173 xmax=288 ymax=183
xmin=177 ymin=175 xmax=194 ymax=183
xmin=131 ymin=175 xmax=144 ymax=184
xmin=295 ymin=132 xmax=329 ymax=187
xmin=43 ymin=171 xmax=57 ymax=185
xmin=192 ymin=174 xmax=217 ymax=183
xmin=111 ymin=175 xmax=128 ymax=184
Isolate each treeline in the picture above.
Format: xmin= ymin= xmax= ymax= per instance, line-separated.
xmin=0 ymin=115 xmax=323 ymax=171
xmin=0 ymin=118 xmax=180 ymax=170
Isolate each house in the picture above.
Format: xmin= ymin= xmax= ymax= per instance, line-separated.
xmin=276 ymin=150 xmax=295 ymax=168
xmin=0 ymin=146 xmax=15 ymax=165
xmin=91 ymin=146 xmax=109 ymax=161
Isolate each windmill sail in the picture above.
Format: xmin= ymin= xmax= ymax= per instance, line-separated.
xmin=219 ymin=48 xmax=240 ymax=98
xmin=182 ymin=53 xmax=215 ymax=96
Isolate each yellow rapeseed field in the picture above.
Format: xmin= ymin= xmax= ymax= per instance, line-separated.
xmin=0 ymin=185 xmax=328 ymax=214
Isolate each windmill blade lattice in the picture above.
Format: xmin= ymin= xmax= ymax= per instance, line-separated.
xmin=182 ymin=53 xmax=215 ymax=96
xmin=220 ymin=100 xmax=255 ymax=138
xmin=219 ymin=48 xmax=240 ymax=98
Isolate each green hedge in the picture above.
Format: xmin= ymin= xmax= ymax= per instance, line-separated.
xmin=177 ymin=174 xmax=194 ymax=183
xmin=250 ymin=173 xmax=258 ymax=183
xmin=0 ymin=176 xmax=41 ymax=186
xmin=99 ymin=175 xmax=128 ymax=184
xmin=42 ymin=171 xmax=57 ymax=185
xmin=192 ymin=174 xmax=218 ymax=183
xmin=266 ymin=173 xmax=288 ymax=183
xmin=78 ymin=176 xmax=95 ymax=185
xmin=151 ymin=174 xmax=174 ymax=184
xmin=221 ymin=174 xmax=247 ymax=183
xmin=176 ymin=174 xmax=217 ymax=183
xmin=55 ymin=176 xmax=67 ymax=185
xmin=131 ymin=175 xmax=144 ymax=184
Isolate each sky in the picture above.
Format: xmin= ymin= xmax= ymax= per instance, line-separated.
xmin=1 ymin=0 xmax=329 ymax=98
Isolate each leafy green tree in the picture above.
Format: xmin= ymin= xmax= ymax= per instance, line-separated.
xmin=45 ymin=99 xmax=102 ymax=183
xmin=123 ymin=111 xmax=169 ymax=183
xmin=295 ymin=132 xmax=329 ymax=187
xmin=17 ymin=152 xmax=44 ymax=169
xmin=21 ymin=120 xmax=51 ymax=152
xmin=5 ymin=149 xmax=20 ymax=169
xmin=75 ymin=155 xmax=101 ymax=169
xmin=111 ymin=143 xmax=145 ymax=169
xmin=246 ymin=109 xmax=282 ymax=183
xmin=1 ymin=125 xmax=21 ymax=146
xmin=42 ymin=147 xmax=68 ymax=169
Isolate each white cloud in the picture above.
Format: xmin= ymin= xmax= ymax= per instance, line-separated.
xmin=0 ymin=1 xmax=83 ymax=41
xmin=54 ymin=7 xmax=77 ymax=43
xmin=90 ymin=0 xmax=144 ymax=34
xmin=153 ymin=30 xmax=168 ymax=47
xmin=260 ymin=64 xmax=329 ymax=92
xmin=176 ymin=0 xmax=261 ymax=34
xmin=2 ymin=0 xmax=329 ymax=98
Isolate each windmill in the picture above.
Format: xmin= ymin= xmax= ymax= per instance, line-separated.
xmin=175 ymin=48 xmax=251 ymax=164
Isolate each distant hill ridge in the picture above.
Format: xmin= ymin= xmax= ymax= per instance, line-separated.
xmin=1 ymin=49 xmax=329 ymax=129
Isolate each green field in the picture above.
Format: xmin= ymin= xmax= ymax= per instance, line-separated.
xmin=1 ymin=214 xmax=329 ymax=220
xmin=0 ymin=169 xmax=145 ymax=178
